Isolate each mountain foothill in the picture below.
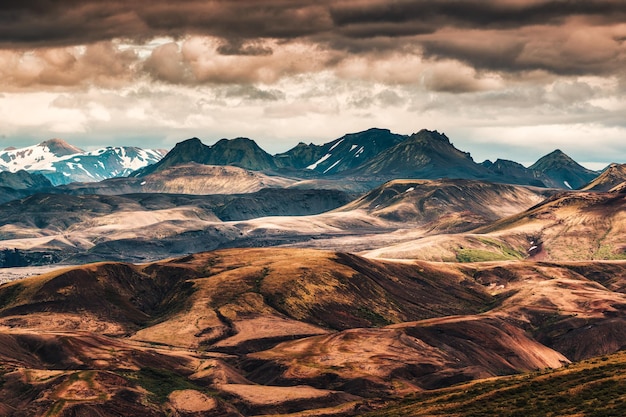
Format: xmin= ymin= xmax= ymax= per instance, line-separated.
xmin=0 ymin=127 xmax=625 ymax=416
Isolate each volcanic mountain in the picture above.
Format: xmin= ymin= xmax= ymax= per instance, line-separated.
xmin=275 ymin=128 xmax=408 ymax=174
xmin=346 ymin=129 xmax=491 ymax=181
xmin=0 ymin=248 xmax=624 ymax=415
xmin=137 ymin=137 xmax=277 ymax=176
xmin=481 ymin=158 xmax=549 ymax=187
xmin=529 ymin=149 xmax=598 ymax=189
xmin=118 ymin=129 xmax=600 ymax=191
xmin=581 ymin=163 xmax=626 ymax=191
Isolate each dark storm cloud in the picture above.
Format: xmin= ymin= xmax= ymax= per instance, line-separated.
xmin=2 ymin=1 xmax=624 ymax=45
xmin=328 ymin=0 xmax=626 ymax=31
xmin=0 ymin=1 xmax=334 ymax=47
xmin=1 ymin=0 xmax=625 ymax=83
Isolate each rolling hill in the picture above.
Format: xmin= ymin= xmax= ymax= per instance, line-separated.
xmin=365 ymin=189 xmax=626 ymax=263
xmin=0 ymin=249 xmax=624 ymax=415
xmin=0 ymin=188 xmax=354 ymax=265
xmin=337 ymin=179 xmax=556 ymax=230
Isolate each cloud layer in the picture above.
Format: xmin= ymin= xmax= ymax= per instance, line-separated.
xmin=1 ymin=0 xmax=625 ymax=84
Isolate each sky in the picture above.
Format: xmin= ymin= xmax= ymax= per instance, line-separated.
xmin=0 ymin=1 xmax=625 ymax=168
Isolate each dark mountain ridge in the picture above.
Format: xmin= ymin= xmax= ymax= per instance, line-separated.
xmin=275 ymin=127 xmax=408 ymax=174
xmin=0 ymin=170 xmax=53 ymax=204
xmin=345 ymin=129 xmax=490 ymax=180
xmin=136 ymin=137 xmax=276 ymax=177
xmin=529 ymin=149 xmax=598 ymax=189
xmin=482 ymin=158 xmax=548 ymax=187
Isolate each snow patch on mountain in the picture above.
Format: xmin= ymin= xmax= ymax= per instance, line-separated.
xmin=307 ymin=153 xmax=332 ymax=170
xmin=329 ymin=139 xmax=344 ymax=151
xmin=0 ymin=140 xmax=166 ymax=185
xmin=324 ymin=159 xmax=342 ymax=174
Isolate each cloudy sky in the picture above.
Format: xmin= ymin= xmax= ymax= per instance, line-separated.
xmin=1 ymin=1 xmax=625 ymax=167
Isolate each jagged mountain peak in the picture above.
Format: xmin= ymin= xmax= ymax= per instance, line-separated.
xmin=409 ymin=129 xmax=451 ymax=144
xmin=347 ymin=129 xmax=486 ymax=179
xmin=172 ymin=137 xmax=205 ymax=150
xmin=0 ymin=140 xmax=165 ymax=186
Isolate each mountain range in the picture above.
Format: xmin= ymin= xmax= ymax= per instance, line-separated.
xmin=0 ymin=139 xmax=166 ymax=185
xmin=0 ymin=129 xmax=610 ymax=194
xmin=132 ymin=128 xmax=602 ymax=191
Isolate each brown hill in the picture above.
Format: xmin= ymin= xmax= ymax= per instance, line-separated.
xmin=368 ymin=349 xmax=626 ymax=417
xmin=476 ymin=191 xmax=626 ymax=261
xmin=0 ymin=249 xmax=625 ymax=415
xmin=366 ymin=190 xmax=626 ymax=263
xmin=581 ymin=163 xmax=626 ymax=191
xmin=338 ymin=179 xmax=556 ymax=232
xmin=61 ymin=163 xmax=296 ymax=195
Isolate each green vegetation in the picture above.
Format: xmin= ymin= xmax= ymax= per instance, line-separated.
xmin=45 ymin=400 xmax=66 ymax=417
xmin=366 ymin=351 xmax=626 ymax=417
xmin=594 ymin=245 xmax=626 ymax=260
xmin=123 ymin=367 xmax=207 ymax=404
xmin=356 ymin=306 xmax=393 ymax=327
xmin=456 ymin=249 xmax=516 ymax=263
xmin=254 ymin=266 xmax=271 ymax=293
xmin=455 ymin=238 xmax=524 ymax=263
xmin=0 ymin=282 xmax=24 ymax=309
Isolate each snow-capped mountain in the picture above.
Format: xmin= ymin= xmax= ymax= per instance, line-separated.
xmin=0 ymin=139 xmax=83 ymax=172
xmin=0 ymin=139 xmax=166 ymax=185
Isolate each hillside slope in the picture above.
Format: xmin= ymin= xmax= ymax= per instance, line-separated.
xmin=0 ymin=249 xmax=624 ymax=415
xmin=581 ymin=163 xmax=626 ymax=191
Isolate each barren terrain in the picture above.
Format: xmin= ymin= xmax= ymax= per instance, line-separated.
xmin=0 ymin=249 xmax=625 ymax=415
